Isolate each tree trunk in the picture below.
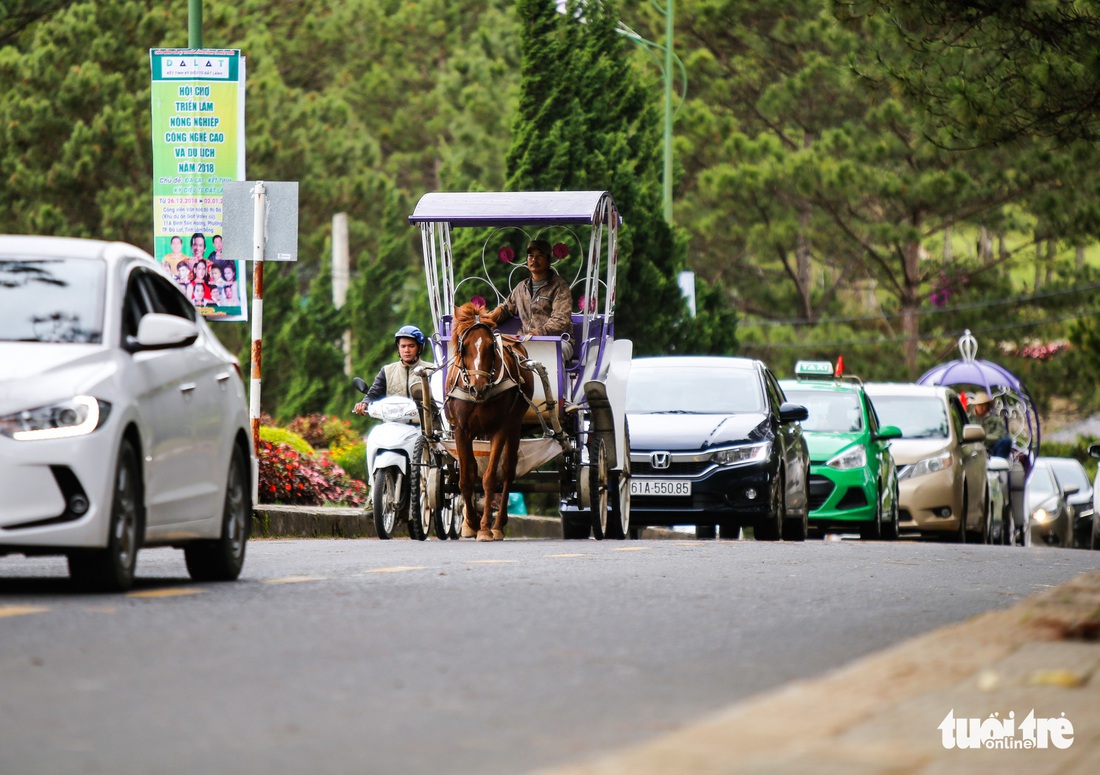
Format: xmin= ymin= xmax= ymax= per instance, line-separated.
xmin=901 ymin=240 xmax=922 ymax=376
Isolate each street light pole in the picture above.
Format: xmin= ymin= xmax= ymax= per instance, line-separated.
xmin=188 ymin=0 xmax=203 ymax=48
xmin=662 ymin=0 xmax=675 ymax=224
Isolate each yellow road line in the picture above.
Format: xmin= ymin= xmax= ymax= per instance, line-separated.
xmin=367 ymin=566 xmax=429 ymax=573
xmin=612 ymin=546 xmax=652 ymax=552
xmin=0 ymin=605 xmax=49 ymax=618
xmin=465 ymin=559 xmax=519 ymax=564
xmin=127 ymin=588 xmax=204 ymax=598
xmin=546 ymin=553 xmax=592 ymax=558
xmin=264 ymin=575 xmax=328 ymax=584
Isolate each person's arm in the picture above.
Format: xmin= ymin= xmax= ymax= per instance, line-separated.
xmin=364 ymin=367 xmax=388 ymax=403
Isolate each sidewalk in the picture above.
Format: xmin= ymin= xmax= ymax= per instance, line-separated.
xmin=534 ymin=572 xmax=1100 ymax=775
xmin=251 ymin=505 xmax=676 ymax=540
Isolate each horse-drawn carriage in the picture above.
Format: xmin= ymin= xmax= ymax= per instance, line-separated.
xmin=406 ymin=191 xmax=633 ymax=540
xmin=917 ymin=329 xmax=1038 ymax=544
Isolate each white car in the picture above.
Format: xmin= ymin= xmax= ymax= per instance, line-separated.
xmin=0 ymin=235 xmax=254 ymax=590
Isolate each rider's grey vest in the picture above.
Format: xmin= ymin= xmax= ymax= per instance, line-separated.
xmin=382 ymin=359 xmax=425 ymax=398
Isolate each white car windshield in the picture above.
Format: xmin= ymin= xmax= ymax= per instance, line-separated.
xmin=1045 ymin=459 xmax=1090 ymax=491
xmin=870 ymin=395 xmax=948 ymax=439
xmin=783 ymin=390 xmax=862 ymax=433
xmin=627 ymin=366 xmax=765 ymax=414
xmin=0 ymin=257 xmax=106 ymax=343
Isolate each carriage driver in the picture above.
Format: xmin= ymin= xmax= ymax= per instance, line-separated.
xmin=353 ymin=325 xmax=430 ymax=414
xmin=490 ymin=239 xmax=574 ymax=360
xmin=968 ymin=390 xmax=1013 ymax=458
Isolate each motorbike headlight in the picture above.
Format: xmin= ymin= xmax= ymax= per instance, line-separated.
xmin=0 ymin=396 xmax=110 ymax=441
xmin=827 ymin=445 xmax=866 ymax=471
xmin=712 ymin=442 xmax=770 ymax=466
xmin=898 ymin=450 xmax=952 ymax=481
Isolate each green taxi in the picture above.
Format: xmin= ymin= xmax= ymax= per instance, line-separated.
xmin=779 ymin=362 xmax=902 ymax=540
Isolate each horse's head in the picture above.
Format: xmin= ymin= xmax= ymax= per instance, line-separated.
xmin=451 ymin=301 xmax=505 ymax=401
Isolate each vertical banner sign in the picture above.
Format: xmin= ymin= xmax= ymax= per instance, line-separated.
xmin=149 ymin=49 xmax=247 ymax=321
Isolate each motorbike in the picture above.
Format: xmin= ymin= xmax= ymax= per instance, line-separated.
xmin=352 ymin=377 xmax=430 ymax=540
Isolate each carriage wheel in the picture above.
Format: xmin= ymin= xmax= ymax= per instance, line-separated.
xmin=421 ymin=446 xmax=452 ymax=540
xmin=407 ymin=437 xmax=429 ymax=541
xmin=588 ymin=435 xmax=610 ymax=540
xmin=606 ymin=420 xmax=631 ymax=540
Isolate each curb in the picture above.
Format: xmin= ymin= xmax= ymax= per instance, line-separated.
xmin=531 ymin=572 xmax=1100 ymax=774
xmin=250 ymin=505 xmax=677 ymax=540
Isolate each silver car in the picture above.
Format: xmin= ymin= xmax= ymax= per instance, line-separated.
xmin=0 ymin=236 xmax=255 ymax=590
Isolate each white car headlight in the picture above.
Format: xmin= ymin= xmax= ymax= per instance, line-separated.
xmin=0 ymin=396 xmax=109 ymax=440
xmin=827 ymin=445 xmax=866 ymax=470
xmin=1032 ymin=507 xmax=1053 ymax=524
xmin=899 ymin=450 xmax=952 ymax=481
xmin=712 ymin=442 xmax=770 ymax=466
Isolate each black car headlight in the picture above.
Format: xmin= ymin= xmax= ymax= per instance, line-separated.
xmin=0 ymin=396 xmax=111 ymax=440
xmin=712 ymin=442 xmax=770 ymax=466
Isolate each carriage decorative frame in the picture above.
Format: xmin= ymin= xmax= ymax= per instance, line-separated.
xmin=407 ymin=190 xmax=634 ymax=539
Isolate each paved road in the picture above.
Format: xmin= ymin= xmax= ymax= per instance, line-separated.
xmin=2 ymin=538 xmax=1098 ymax=775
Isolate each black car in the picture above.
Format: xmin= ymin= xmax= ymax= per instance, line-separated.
xmin=625 ymin=356 xmax=810 ymax=540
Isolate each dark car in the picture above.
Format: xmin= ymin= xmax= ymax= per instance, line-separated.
xmin=1026 ymin=458 xmax=1079 ymax=548
xmin=625 ymin=356 xmax=810 ymax=540
xmin=1041 ymin=456 xmax=1095 ymax=549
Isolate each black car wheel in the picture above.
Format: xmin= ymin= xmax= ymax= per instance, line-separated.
xmin=881 ymin=481 xmax=900 ymax=541
xmin=860 ymin=494 xmax=883 ymax=541
xmin=68 ymin=439 xmax=141 ymax=592
xmin=185 ymin=444 xmax=250 ymax=582
xmin=755 ymin=471 xmax=784 ymax=541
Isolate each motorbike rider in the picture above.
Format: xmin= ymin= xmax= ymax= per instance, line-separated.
xmin=353 ymin=325 xmax=430 ymax=414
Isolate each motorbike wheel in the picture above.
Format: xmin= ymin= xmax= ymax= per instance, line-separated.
xmin=407 ymin=437 xmax=429 ymax=541
xmin=372 ymin=468 xmax=399 ymax=539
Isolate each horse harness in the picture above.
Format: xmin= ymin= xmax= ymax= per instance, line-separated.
xmin=447 ymin=323 xmax=526 ymax=404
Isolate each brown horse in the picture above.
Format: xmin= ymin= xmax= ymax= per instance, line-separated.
xmin=446 ymin=301 xmax=535 ymax=541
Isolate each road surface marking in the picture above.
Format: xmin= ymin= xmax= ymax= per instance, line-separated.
xmin=612 ymin=547 xmax=652 ymax=552
xmin=367 ymin=566 xmax=429 ymax=573
xmin=0 ymin=605 xmax=48 ymax=618
xmin=264 ymin=575 xmax=328 ymax=584
xmin=546 ymin=553 xmax=592 ymax=558
xmin=127 ymin=588 xmax=204 ymax=598
xmin=466 ymin=559 xmax=518 ymax=564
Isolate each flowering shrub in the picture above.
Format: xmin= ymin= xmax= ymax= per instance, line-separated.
xmin=259 ymin=426 xmax=314 ymax=456
xmin=328 ymin=439 xmax=367 ymax=482
xmin=286 ymin=414 xmax=359 ymax=449
xmin=257 ymin=440 xmax=367 ymax=506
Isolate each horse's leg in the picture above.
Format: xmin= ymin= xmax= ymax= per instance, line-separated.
xmin=455 ymin=430 xmax=478 ymax=539
xmin=493 ymin=430 xmax=523 ymax=541
xmin=478 ymin=434 xmax=504 ymax=542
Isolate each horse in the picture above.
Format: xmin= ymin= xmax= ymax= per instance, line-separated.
xmin=445 ymin=301 xmax=535 ymax=541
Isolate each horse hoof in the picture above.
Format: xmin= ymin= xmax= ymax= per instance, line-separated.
xmin=491 ymin=529 xmax=505 ymax=541
xmin=461 ymin=523 xmax=477 ymax=538
xmin=476 ymin=530 xmax=494 ymax=542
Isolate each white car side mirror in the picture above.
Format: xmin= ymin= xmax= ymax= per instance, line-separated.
xmin=131 ymin=313 xmax=199 ymax=351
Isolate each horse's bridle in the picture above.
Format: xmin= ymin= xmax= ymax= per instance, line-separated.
xmin=449 ymin=322 xmax=518 ymax=403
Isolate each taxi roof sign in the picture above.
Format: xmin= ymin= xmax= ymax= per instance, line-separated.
xmin=795 ymin=360 xmax=835 ymax=378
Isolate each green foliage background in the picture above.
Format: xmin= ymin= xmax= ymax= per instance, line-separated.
xmin=2 ymin=0 xmax=1099 ymax=435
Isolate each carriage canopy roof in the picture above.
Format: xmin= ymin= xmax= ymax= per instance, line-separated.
xmin=408 ymin=191 xmax=617 ymax=227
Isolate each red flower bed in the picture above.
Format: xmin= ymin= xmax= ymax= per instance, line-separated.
xmin=257 ymin=440 xmax=367 ymax=506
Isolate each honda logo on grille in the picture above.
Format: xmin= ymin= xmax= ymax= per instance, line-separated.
xmin=650 ymin=452 xmax=671 ymax=469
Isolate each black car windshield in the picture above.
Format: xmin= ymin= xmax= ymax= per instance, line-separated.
xmin=1029 ymin=465 xmax=1058 ymax=499
xmin=870 ymin=395 xmax=948 ymax=439
xmin=0 ymin=257 xmax=106 ymax=343
xmin=627 ymin=366 xmax=765 ymax=413
xmin=1045 ymin=459 xmax=1090 ymax=492
xmin=784 ymin=390 xmax=862 ymax=433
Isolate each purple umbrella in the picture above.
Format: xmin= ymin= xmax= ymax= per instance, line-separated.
xmin=917 ymin=330 xmax=1039 ymax=460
